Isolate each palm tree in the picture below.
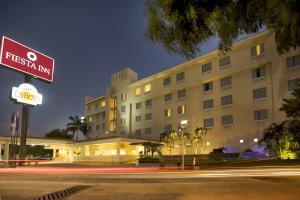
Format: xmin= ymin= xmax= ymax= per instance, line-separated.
xmin=192 ymin=127 xmax=207 ymax=154
xmin=66 ymin=116 xmax=87 ymax=141
xmin=160 ymin=130 xmax=178 ymax=155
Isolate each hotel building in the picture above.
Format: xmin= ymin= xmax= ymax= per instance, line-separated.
xmin=84 ymin=31 xmax=300 ymax=154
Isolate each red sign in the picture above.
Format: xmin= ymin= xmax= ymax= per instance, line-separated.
xmin=0 ymin=36 xmax=54 ymax=82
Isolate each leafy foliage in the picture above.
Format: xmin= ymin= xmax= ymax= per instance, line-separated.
xmin=262 ymin=86 xmax=300 ymax=158
xmin=192 ymin=127 xmax=207 ymax=154
xmin=66 ymin=116 xmax=88 ymax=141
xmin=45 ymin=129 xmax=73 ymax=139
xmin=145 ymin=0 xmax=300 ymax=58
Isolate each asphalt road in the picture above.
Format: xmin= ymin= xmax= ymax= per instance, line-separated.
xmin=0 ymin=166 xmax=300 ymax=200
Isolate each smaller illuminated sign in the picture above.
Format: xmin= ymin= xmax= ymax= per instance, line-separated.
xmin=11 ymin=83 xmax=42 ymax=106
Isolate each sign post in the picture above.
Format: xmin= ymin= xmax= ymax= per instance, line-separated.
xmin=0 ymin=36 xmax=54 ymax=165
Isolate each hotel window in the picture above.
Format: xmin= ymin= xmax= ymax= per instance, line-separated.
xmin=204 ymin=118 xmax=214 ymax=129
xmin=177 ymin=89 xmax=186 ymax=99
xmin=121 ymin=93 xmax=126 ymax=101
xmin=136 ymin=102 xmax=142 ymax=109
xmin=287 ymin=54 xmax=300 ymax=68
xmin=96 ymin=114 xmax=100 ymax=121
xmin=177 ymin=105 xmax=186 ymax=114
xmin=135 ymin=129 xmax=142 ymax=136
xmin=288 ymin=78 xmax=300 ymax=91
xmin=219 ymin=56 xmax=230 ymax=68
xmin=222 ymin=115 xmax=233 ymax=126
xmin=144 ymin=83 xmax=151 ymax=93
xmin=164 ymin=93 xmax=172 ymax=102
xmin=145 ymin=128 xmax=152 ymax=135
xmin=164 ymin=124 xmax=172 ymax=132
xmin=145 ymin=99 xmax=152 ymax=108
xmin=101 ymin=100 xmax=106 ymax=108
xmin=252 ymin=66 xmax=266 ymax=79
xmin=120 ymin=118 xmax=126 ymax=125
xmin=203 ymin=81 xmax=213 ymax=92
xmin=221 ymin=95 xmax=233 ymax=106
xmin=253 ymin=87 xmax=267 ymax=99
xmin=145 ymin=113 xmax=152 ymax=121
xmin=88 ymin=117 xmax=92 ymax=122
xmin=96 ymin=125 xmax=100 ymax=130
xmin=203 ymin=99 xmax=213 ymax=109
xmin=220 ymin=76 xmax=232 ymax=88
xmin=202 ymin=62 xmax=212 ymax=73
xmin=121 ymin=105 xmax=126 ymax=113
xmin=176 ymin=72 xmax=185 ymax=82
xmin=87 ymin=105 xmax=91 ymax=111
xmin=163 ymin=77 xmax=171 ymax=86
xmin=135 ymin=87 xmax=141 ymax=96
xmin=101 ymin=123 xmax=105 ymax=129
xmin=94 ymin=103 xmax=99 ymax=110
xmin=251 ymin=44 xmax=264 ymax=57
xmin=135 ymin=115 xmax=142 ymax=123
xmin=254 ymin=109 xmax=268 ymax=121
xmin=164 ymin=108 xmax=172 ymax=118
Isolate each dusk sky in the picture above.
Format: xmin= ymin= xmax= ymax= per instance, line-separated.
xmin=0 ymin=0 xmax=218 ymax=136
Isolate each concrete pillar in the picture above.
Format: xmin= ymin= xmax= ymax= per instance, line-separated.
xmin=4 ymin=141 xmax=9 ymax=161
xmin=52 ymin=148 xmax=56 ymax=158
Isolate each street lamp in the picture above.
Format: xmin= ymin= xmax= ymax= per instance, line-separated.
xmin=179 ymin=119 xmax=188 ymax=170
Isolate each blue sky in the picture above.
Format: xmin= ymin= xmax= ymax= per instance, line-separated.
xmin=0 ymin=0 xmax=218 ymax=136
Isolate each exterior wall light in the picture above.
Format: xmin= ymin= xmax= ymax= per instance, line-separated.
xmin=240 ymin=139 xmax=244 ymax=144
xmin=206 ymin=142 xmax=210 ymax=146
xmin=254 ymin=138 xmax=258 ymax=143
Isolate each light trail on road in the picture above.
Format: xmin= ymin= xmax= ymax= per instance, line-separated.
xmin=0 ymin=166 xmax=300 ymax=178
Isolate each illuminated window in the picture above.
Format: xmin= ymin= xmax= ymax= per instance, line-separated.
xmin=251 ymin=44 xmax=264 ymax=57
xmin=135 ymin=87 xmax=141 ymax=96
xmin=88 ymin=117 xmax=92 ymax=122
xmin=144 ymin=84 xmax=151 ymax=93
xmin=164 ymin=108 xmax=172 ymax=117
xmin=101 ymin=100 xmax=106 ymax=108
xmin=177 ymin=105 xmax=186 ymax=114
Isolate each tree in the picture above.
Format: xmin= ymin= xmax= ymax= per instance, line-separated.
xmin=145 ymin=0 xmax=300 ymax=58
xmin=192 ymin=127 xmax=207 ymax=154
xmin=45 ymin=129 xmax=73 ymax=139
xmin=261 ymin=85 xmax=300 ymax=158
xmin=66 ymin=116 xmax=87 ymax=141
xmin=160 ymin=130 xmax=178 ymax=155
xmin=280 ymin=85 xmax=300 ymax=119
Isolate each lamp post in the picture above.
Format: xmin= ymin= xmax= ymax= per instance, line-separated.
xmin=179 ymin=120 xmax=188 ymax=170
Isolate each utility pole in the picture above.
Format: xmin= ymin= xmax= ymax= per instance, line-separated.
xmin=19 ymin=75 xmax=32 ymax=165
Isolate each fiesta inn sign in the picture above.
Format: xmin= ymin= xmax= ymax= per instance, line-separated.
xmin=11 ymin=83 xmax=42 ymax=106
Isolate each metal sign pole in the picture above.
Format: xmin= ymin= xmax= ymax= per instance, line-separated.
xmin=19 ymin=75 xmax=32 ymax=165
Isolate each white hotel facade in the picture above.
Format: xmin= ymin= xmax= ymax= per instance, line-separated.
xmin=84 ymin=31 xmax=300 ymax=154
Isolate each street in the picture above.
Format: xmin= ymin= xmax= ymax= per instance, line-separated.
xmin=0 ymin=166 xmax=300 ymax=200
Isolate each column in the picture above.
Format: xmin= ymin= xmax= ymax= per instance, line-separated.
xmin=52 ymin=148 xmax=56 ymax=159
